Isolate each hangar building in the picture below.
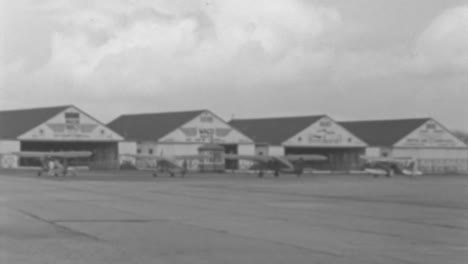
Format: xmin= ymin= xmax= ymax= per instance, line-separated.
xmin=108 ymin=110 xmax=255 ymax=170
xmin=0 ymin=105 xmax=124 ymax=169
xmin=340 ymin=118 xmax=468 ymax=174
xmin=229 ymin=115 xmax=368 ymax=170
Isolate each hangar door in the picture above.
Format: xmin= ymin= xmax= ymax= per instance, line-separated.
xmin=285 ymin=147 xmax=364 ymax=171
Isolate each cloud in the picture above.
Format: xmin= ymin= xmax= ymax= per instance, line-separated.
xmin=1 ymin=0 xmax=467 ymax=130
xmin=412 ymin=5 xmax=468 ymax=74
xmin=31 ymin=0 xmax=341 ymax=94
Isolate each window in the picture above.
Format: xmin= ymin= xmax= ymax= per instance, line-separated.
xmin=426 ymin=123 xmax=436 ymax=129
xmin=319 ymin=120 xmax=332 ymax=127
xmin=65 ymin=112 xmax=80 ymax=130
xmin=137 ymin=149 xmax=141 ymax=154
xmin=200 ymin=114 xmax=213 ymax=123
xmin=298 ymin=136 xmax=302 ymax=142
xmin=65 ymin=112 xmax=80 ymax=119
xmin=148 ymin=149 xmax=153 ymax=155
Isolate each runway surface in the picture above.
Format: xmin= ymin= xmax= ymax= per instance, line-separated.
xmin=1 ymin=171 xmax=467 ymax=264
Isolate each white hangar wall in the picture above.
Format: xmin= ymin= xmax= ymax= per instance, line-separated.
xmin=18 ymin=106 xmax=122 ymax=142
xmin=282 ymin=116 xmax=367 ymax=170
xmin=0 ymin=140 xmax=21 ymax=168
xmin=158 ymin=111 xmax=253 ymax=145
xmin=283 ymin=116 xmax=366 ymax=148
xmin=393 ymin=120 xmax=468 ymax=174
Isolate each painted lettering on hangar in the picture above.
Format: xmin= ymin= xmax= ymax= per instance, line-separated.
xmin=308 ymin=120 xmax=343 ymax=144
xmin=179 ymin=127 xmax=233 ymax=143
xmin=46 ymin=112 xmax=98 ymax=137
xmin=160 ymin=111 xmax=253 ymax=144
xmin=284 ymin=117 xmax=366 ymax=147
xmin=397 ymin=121 xmax=465 ymax=148
xmin=18 ymin=107 xmax=123 ymax=141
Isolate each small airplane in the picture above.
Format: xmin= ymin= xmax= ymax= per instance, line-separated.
xmin=12 ymin=151 xmax=93 ymax=177
xmin=224 ymin=154 xmax=328 ymax=177
xmin=121 ymin=154 xmax=210 ymax=177
xmin=360 ymin=156 xmax=422 ymax=177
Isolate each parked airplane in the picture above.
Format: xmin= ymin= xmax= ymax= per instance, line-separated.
xmin=224 ymin=154 xmax=327 ymax=177
xmin=121 ymin=154 xmax=210 ymax=177
xmin=360 ymin=156 xmax=422 ymax=177
xmin=12 ymin=151 xmax=93 ymax=177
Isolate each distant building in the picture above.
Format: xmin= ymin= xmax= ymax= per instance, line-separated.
xmin=108 ymin=109 xmax=255 ymax=170
xmin=229 ymin=115 xmax=368 ymax=171
xmin=340 ymin=118 xmax=468 ymax=174
xmin=0 ymin=105 xmax=124 ymax=169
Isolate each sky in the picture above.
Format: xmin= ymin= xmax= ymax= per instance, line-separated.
xmin=1 ymin=0 xmax=467 ymax=131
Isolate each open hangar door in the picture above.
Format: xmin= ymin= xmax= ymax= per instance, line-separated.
xmin=20 ymin=141 xmax=118 ymax=169
xmin=284 ymin=147 xmax=364 ymax=171
xmin=223 ymin=144 xmax=238 ymax=170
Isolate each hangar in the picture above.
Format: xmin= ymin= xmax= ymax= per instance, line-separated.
xmin=0 ymin=105 xmax=124 ymax=169
xmin=229 ymin=115 xmax=368 ymax=171
xmin=108 ymin=110 xmax=255 ymax=170
xmin=340 ymin=118 xmax=468 ymax=174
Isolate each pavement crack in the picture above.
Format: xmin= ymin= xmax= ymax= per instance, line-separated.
xmin=54 ymin=219 xmax=168 ymax=223
xmin=13 ymin=208 xmax=103 ymax=242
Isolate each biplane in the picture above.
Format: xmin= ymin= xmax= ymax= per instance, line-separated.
xmin=121 ymin=154 xmax=210 ymax=177
xmin=12 ymin=151 xmax=93 ymax=177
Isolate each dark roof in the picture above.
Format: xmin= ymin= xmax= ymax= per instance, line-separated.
xmin=229 ymin=115 xmax=325 ymax=145
xmin=0 ymin=105 xmax=70 ymax=139
xmin=108 ymin=110 xmax=206 ymax=141
xmin=340 ymin=118 xmax=430 ymax=146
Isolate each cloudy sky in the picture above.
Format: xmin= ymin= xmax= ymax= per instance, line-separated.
xmin=1 ymin=0 xmax=467 ymax=130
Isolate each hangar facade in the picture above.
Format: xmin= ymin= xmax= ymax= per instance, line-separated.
xmin=0 ymin=105 xmax=124 ymax=169
xmin=229 ymin=115 xmax=368 ymax=170
xmin=340 ymin=118 xmax=468 ymax=174
xmin=108 ymin=110 xmax=255 ymax=170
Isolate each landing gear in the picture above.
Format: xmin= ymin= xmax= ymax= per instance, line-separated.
xmin=386 ymin=169 xmax=394 ymax=178
xmin=274 ymin=170 xmax=280 ymax=178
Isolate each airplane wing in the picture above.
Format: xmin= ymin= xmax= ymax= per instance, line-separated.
xmin=121 ymin=153 xmax=209 ymax=161
xmin=272 ymin=156 xmax=295 ymax=170
xmin=286 ymin=154 xmax=327 ymax=161
xmin=360 ymin=155 xmax=412 ymax=165
xmin=12 ymin=151 xmax=92 ymax=158
xmin=174 ymin=154 xmax=211 ymax=160
xmin=122 ymin=154 xmax=211 ymax=170
xmin=223 ymin=154 xmax=271 ymax=163
xmin=364 ymin=168 xmax=388 ymax=176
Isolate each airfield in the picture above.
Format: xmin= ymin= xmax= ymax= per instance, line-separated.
xmin=1 ymin=170 xmax=467 ymax=264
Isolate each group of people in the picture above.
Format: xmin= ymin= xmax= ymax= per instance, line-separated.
xmin=38 ymin=157 xmax=71 ymax=177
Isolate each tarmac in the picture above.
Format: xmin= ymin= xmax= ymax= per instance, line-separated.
xmin=1 ymin=170 xmax=467 ymax=264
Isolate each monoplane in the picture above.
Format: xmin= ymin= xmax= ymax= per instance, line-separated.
xmin=224 ymin=154 xmax=327 ymax=177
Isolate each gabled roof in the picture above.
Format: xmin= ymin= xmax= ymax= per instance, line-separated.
xmin=339 ymin=118 xmax=431 ymax=146
xmin=229 ymin=115 xmax=325 ymax=145
xmin=0 ymin=105 xmax=70 ymax=139
xmin=107 ymin=110 xmax=206 ymax=141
